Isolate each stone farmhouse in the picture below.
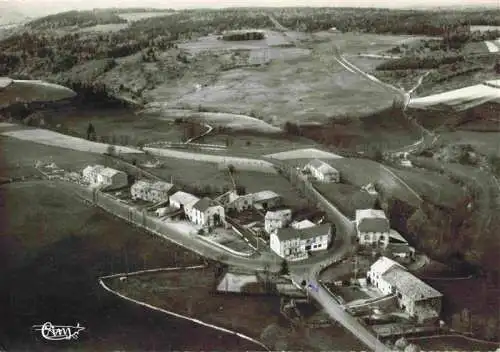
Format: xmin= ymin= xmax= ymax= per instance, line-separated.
xmin=131 ymin=179 xmax=175 ymax=203
xmin=367 ymin=256 xmax=442 ymax=324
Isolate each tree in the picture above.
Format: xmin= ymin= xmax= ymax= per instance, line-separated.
xmin=86 ymin=122 xmax=95 ymax=140
xmin=279 ymin=259 xmax=289 ymax=275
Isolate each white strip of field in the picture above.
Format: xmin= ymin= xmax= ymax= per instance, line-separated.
xmin=264 ymin=148 xmax=343 ymax=160
xmin=484 ymin=40 xmax=500 ymax=53
xmin=144 ymin=147 xmax=277 ymax=173
xmin=2 ymin=128 xmax=143 ymax=154
xmin=144 ymin=106 xmax=282 ymax=133
xmin=408 ymin=80 xmax=500 ymax=111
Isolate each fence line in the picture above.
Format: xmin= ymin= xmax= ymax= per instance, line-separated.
xmin=100 ymin=265 xmax=207 ymax=280
xmin=98 ymin=277 xmax=270 ymax=351
xmin=198 ymin=235 xmax=253 ymax=257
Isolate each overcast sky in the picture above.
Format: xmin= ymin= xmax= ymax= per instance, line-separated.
xmin=6 ymin=0 xmax=500 ymax=16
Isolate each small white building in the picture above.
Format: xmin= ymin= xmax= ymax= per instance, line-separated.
xmin=291 ymin=219 xmax=316 ymax=230
xmin=131 ymin=179 xmax=174 ymax=203
xmin=304 ymin=159 xmax=340 ymax=183
xmin=367 ymin=256 xmax=442 ymax=324
xmin=82 ymin=164 xmax=105 ymax=184
xmin=270 ymin=223 xmax=332 ymax=261
xmin=252 ymin=190 xmax=282 ymax=210
xmin=264 ymin=208 xmax=292 ymax=234
xmin=169 ymin=191 xmax=200 ymax=213
xmin=189 ymin=197 xmax=225 ymax=227
xmin=355 ymin=209 xmax=391 ymax=247
xmin=82 ymin=164 xmax=127 ymax=189
xmin=225 ymin=191 xmax=254 ymax=212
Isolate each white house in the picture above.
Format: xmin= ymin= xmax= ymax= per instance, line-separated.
xmin=82 ymin=164 xmax=105 ymax=184
xmin=291 ymin=219 xmax=316 ymax=230
xmin=82 ymin=164 xmax=127 ymax=189
xmin=131 ymin=179 xmax=174 ymax=202
xmin=355 ymin=209 xmax=391 ymax=247
xmin=264 ymin=208 xmax=292 ymax=234
xmin=189 ymin=197 xmax=225 ymax=227
xmin=270 ymin=223 xmax=332 ymax=261
xmin=367 ymin=256 xmax=442 ymax=324
xmin=169 ymin=191 xmax=200 ymax=214
xmin=225 ymin=191 xmax=254 ymax=212
xmin=252 ymin=190 xmax=282 ymax=210
xmin=304 ymin=159 xmax=340 ymax=183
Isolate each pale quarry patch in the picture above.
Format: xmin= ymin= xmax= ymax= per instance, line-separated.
xmin=2 ymin=129 xmax=143 ymax=154
xmin=264 ymin=148 xmax=343 ymax=160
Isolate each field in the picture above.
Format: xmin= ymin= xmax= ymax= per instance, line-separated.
xmin=131 ymin=155 xmax=230 ymax=195
xmin=264 ymin=148 xmax=343 ymax=160
xmin=2 ymin=128 xmax=142 ymax=154
xmin=143 ymin=147 xmax=277 ymax=173
xmin=387 ymin=165 xmax=466 ymax=207
xmin=78 ymin=23 xmax=129 ymax=32
xmin=44 ymin=107 xmax=187 ymax=146
xmin=117 ymin=11 xmax=175 ymax=22
xmin=144 ymin=31 xmax=402 ymax=125
xmin=198 ymin=133 xmax=318 ymax=157
xmin=234 ymin=170 xmax=308 ymax=209
xmin=314 ymin=183 xmax=377 ymax=219
xmin=438 ymin=131 xmax=500 ymax=157
xmin=0 ymin=135 xmax=106 ymax=178
xmin=106 ymin=268 xmax=366 ymax=351
xmin=178 ymin=30 xmax=292 ymax=53
xmin=105 ymin=268 xmax=282 ymax=342
xmin=1 ymin=182 xmax=259 ymax=351
xmin=146 ymin=108 xmax=281 ymax=133
xmin=290 ymin=157 xmax=424 ymax=207
xmin=408 ymin=335 xmax=500 ymax=351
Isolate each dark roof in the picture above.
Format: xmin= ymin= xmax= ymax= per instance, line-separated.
xmin=275 ymin=223 xmax=331 ymax=242
xmin=193 ymin=197 xmax=218 ymax=212
xmin=382 ymin=267 xmax=442 ymax=301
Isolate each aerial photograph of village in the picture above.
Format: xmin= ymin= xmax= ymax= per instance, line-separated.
xmin=1 ymin=1 xmax=500 ymax=351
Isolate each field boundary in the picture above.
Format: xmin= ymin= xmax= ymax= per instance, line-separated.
xmin=198 ymin=235 xmax=254 ymax=257
xmin=98 ymin=274 xmax=270 ymax=351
